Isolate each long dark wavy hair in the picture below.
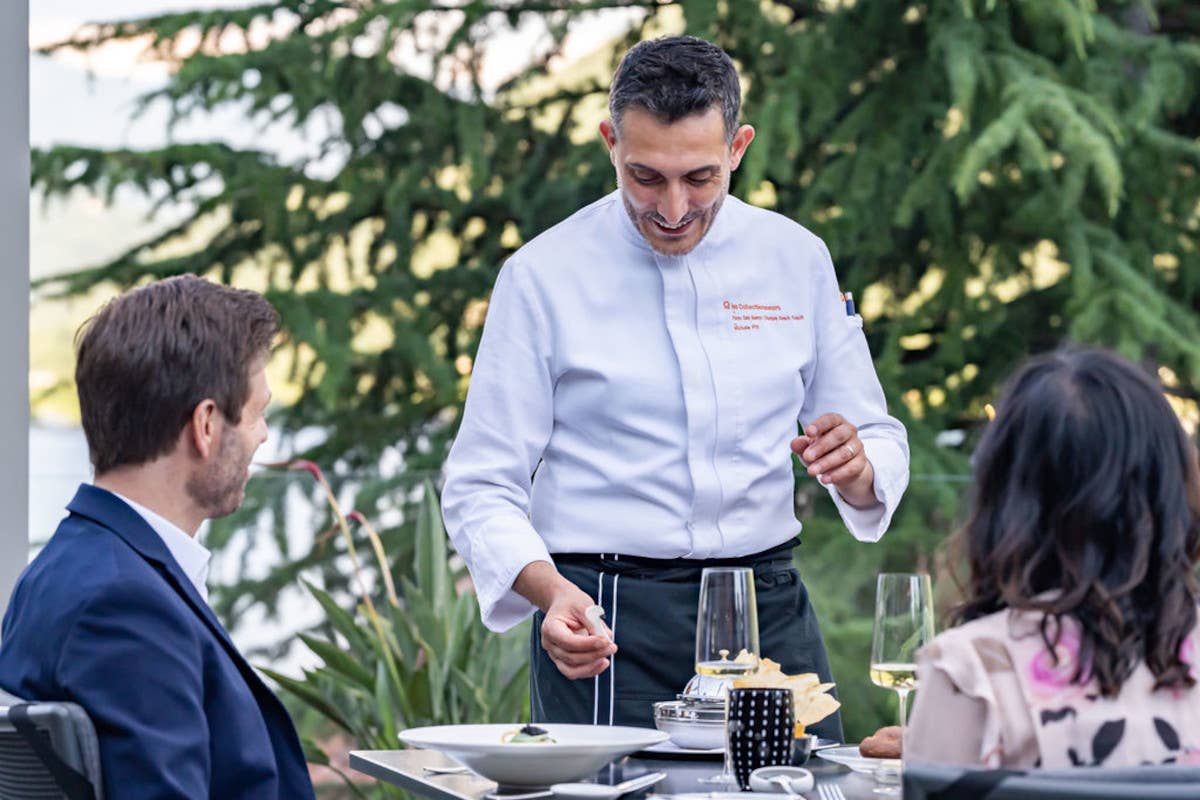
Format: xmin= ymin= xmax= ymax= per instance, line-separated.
xmin=949 ymin=348 xmax=1200 ymax=696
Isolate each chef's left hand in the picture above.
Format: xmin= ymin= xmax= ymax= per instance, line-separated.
xmin=791 ymin=412 xmax=878 ymax=509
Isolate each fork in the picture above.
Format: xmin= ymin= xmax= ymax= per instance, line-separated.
xmin=817 ymin=784 xmax=846 ymax=800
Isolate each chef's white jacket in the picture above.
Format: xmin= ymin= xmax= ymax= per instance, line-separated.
xmin=442 ymin=191 xmax=909 ymax=631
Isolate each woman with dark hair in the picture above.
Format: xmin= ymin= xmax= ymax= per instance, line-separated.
xmin=906 ymin=348 xmax=1200 ymax=768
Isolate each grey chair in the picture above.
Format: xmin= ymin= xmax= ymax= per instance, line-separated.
xmin=905 ymin=760 xmax=1200 ymax=799
xmin=0 ymin=688 xmax=102 ymax=800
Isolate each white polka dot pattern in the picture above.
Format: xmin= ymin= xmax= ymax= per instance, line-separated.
xmin=727 ymin=687 xmax=796 ymax=789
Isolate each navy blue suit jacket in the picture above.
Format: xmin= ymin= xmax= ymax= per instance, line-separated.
xmin=0 ymin=485 xmax=315 ymax=799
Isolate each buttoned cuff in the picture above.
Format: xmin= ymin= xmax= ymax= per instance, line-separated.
xmin=465 ymin=514 xmax=553 ymax=632
xmin=828 ymin=437 xmax=909 ymax=542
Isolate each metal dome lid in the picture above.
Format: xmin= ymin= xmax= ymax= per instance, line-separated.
xmin=679 ymin=671 xmax=736 ymax=705
xmin=653 ymin=699 xmax=726 ymax=724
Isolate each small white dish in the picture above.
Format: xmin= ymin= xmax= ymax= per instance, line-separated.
xmin=652 ymin=700 xmax=726 ymax=750
xmin=749 ymin=766 xmax=814 ymax=794
xmin=654 ymin=719 xmax=725 ymax=750
xmin=400 ymin=723 xmax=668 ymax=787
xmin=423 ymin=765 xmax=472 ymax=775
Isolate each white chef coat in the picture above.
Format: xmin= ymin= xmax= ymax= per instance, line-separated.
xmin=442 ymin=190 xmax=909 ymax=632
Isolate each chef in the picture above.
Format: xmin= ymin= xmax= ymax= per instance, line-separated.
xmin=441 ymin=35 xmax=909 ymax=742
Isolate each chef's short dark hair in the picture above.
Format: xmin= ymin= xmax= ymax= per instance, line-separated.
xmin=609 ymin=36 xmax=741 ymax=143
xmin=75 ymin=274 xmax=278 ymax=474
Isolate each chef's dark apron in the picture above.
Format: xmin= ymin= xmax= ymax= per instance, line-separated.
xmin=529 ymin=538 xmax=845 ymax=743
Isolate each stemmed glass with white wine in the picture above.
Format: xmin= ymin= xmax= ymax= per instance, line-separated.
xmin=873 ymin=575 xmax=936 ymax=796
xmin=869 ymin=572 xmax=935 ymax=793
xmin=695 ymin=567 xmax=759 ymax=786
xmin=870 ymin=573 xmax=934 ymax=727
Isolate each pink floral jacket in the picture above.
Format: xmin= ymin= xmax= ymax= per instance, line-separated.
xmin=906 ymin=607 xmax=1200 ymax=768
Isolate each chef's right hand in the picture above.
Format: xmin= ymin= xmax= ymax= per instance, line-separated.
xmin=513 ymin=561 xmax=619 ymax=681
xmin=514 ymin=561 xmax=617 ymax=680
xmin=540 ymin=583 xmax=617 ymax=679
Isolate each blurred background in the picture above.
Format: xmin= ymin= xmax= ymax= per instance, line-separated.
xmin=27 ymin=0 xmax=1200 ymax=795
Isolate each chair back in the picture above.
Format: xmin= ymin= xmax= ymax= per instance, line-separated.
xmin=0 ymin=688 xmax=103 ymax=800
xmin=905 ymin=760 xmax=1200 ymax=800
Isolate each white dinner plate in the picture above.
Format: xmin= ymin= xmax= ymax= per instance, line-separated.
xmin=400 ymin=724 xmax=669 ymax=787
xmin=815 ymin=745 xmax=900 ymax=774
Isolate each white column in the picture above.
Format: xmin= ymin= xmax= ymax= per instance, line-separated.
xmin=0 ymin=1 xmax=30 ymax=618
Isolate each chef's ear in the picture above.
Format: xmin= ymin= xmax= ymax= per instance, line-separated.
xmin=599 ymin=119 xmax=618 ymax=164
xmin=729 ymin=124 xmax=755 ymax=170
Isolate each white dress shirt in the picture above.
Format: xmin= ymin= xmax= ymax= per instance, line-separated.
xmin=442 ymin=191 xmax=909 ymax=631
xmin=110 ymin=489 xmax=212 ymax=602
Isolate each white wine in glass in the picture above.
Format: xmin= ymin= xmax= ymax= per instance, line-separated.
xmin=694 ymin=657 xmax=758 ymax=677
xmin=695 ymin=567 xmax=759 ymax=786
xmin=869 ymin=573 xmax=934 ymax=729
xmin=694 ymin=566 xmax=760 ymax=677
xmin=868 ymin=662 xmax=918 ymax=692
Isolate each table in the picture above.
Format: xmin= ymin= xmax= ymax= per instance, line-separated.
xmin=350 ymin=746 xmax=885 ymax=800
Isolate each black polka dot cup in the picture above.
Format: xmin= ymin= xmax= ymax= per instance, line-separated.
xmin=726 ymin=687 xmax=795 ymax=790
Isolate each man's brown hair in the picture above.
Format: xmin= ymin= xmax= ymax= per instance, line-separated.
xmin=75 ymin=274 xmax=279 ymax=474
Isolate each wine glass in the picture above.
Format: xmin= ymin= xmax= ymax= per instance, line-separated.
xmin=695 ymin=567 xmax=759 ymax=786
xmin=695 ymin=567 xmax=760 ymax=678
xmin=869 ymin=573 xmax=934 ymax=795
xmin=869 ymin=572 xmax=934 ymax=730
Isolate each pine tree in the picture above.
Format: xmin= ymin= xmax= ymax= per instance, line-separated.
xmin=33 ymin=0 xmax=1200 ymax=739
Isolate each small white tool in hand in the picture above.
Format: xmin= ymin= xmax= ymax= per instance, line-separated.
xmin=584 ymin=605 xmax=611 ymax=640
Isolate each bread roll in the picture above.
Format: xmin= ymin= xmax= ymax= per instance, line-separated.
xmin=859 ymin=725 xmax=902 ymax=758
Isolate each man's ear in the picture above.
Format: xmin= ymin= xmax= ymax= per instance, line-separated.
xmin=189 ymin=399 xmax=220 ymax=459
xmin=729 ymin=124 xmax=756 ymax=171
xmin=599 ymin=119 xmax=618 ymax=164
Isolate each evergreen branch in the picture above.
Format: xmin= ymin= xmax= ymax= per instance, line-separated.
xmin=35 ymin=2 xmax=350 ymax=60
xmin=953 ymin=99 xmax=1028 ymax=203
xmin=1136 ymin=126 xmax=1200 ymax=164
xmin=937 ymin=21 xmax=982 ymax=123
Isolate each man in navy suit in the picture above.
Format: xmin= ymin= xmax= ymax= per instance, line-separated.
xmin=0 ymin=275 xmax=315 ymax=799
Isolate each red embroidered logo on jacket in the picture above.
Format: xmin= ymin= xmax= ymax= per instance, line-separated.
xmin=723 ymin=300 xmax=804 ymax=332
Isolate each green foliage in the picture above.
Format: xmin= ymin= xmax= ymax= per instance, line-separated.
xmin=261 ymin=483 xmax=529 ymax=797
xmin=32 ymin=0 xmax=1200 ymax=746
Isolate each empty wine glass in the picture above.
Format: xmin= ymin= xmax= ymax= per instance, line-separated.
xmin=695 ymin=567 xmax=759 ymax=786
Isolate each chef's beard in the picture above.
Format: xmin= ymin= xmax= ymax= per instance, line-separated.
xmin=618 ymin=173 xmax=729 ymax=257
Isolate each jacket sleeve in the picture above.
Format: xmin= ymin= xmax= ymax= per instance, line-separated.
xmin=56 ymin=580 xmax=210 ymax=799
xmin=799 ymin=238 xmax=910 ymax=542
xmin=442 ymin=259 xmax=556 ymax=631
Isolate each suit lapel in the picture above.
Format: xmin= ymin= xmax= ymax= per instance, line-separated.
xmin=65 ymin=485 xmax=279 ymax=700
xmin=66 ymin=484 xmax=312 ymax=790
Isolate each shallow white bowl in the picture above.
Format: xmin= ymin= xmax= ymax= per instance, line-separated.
xmin=652 ymin=700 xmax=726 ymax=750
xmin=749 ymin=766 xmax=814 ymax=794
xmin=399 ymin=723 xmax=669 ymax=787
xmin=653 ymin=717 xmax=725 ymax=750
